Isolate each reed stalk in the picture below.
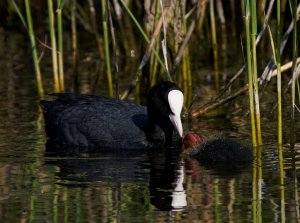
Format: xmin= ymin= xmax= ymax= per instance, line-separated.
xmin=47 ymin=0 xmax=60 ymax=92
xmin=24 ymin=0 xmax=44 ymax=97
xmin=119 ymin=0 xmax=165 ymax=72
xmin=276 ymin=0 xmax=282 ymax=145
xmin=149 ymin=0 xmax=160 ymax=87
xmin=148 ymin=1 xmax=159 ymax=85
xmin=150 ymin=40 xmax=159 ymax=86
xmin=101 ymin=0 xmax=113 ymax=96
xmin=290 ymin=0 xmax=298 ymax=146
xmin=159 ymin=0 xmax=170 ymax=80
xmin=197 ymin=0 xmax=207 ymax=31
xmin=209 ymin=0 xmax=219 ymax=91
xmin=250 ymin=0 xmax=262 ymax=145
xmin=71 ymin=0 xmax=78 ymax=92
xmin=245 ymin=0 xmax=257 ymax=147
xmin=181 ymin=0 xmax=188 ymax=101
xmin=181 ymin=7 xmax=192 ymax=108
xmin=57 ymin=0 xmax=65 ymax=91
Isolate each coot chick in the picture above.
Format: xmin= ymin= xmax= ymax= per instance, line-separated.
xmin=40 ymin=81 xmax=184 ymax=152
xmin=183 ymin=133 xmax=254 ymax=163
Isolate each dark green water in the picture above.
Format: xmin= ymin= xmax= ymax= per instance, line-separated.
xmin=0 ymin=30 xmax=300 ymax=223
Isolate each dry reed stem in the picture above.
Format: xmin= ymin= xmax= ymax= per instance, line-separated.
xmin=172 ymin=1 xmax=202 ymax=74
xmin=191 ymin=85 xmax=249 ymax=118
xmin=107 ymin=0 xmax=119 ymax=97
xmin=260 ymin=3 xmax=300 ymax=84
xmin=120 ymin=7 xmax=169 ymax=100
xmin=272 ymin=57 xmax=300 ymax=77
xmin=71 ymin=0 xmax=78 ymax=91
xmin=191 ymin=58 xmax=300 ymax=118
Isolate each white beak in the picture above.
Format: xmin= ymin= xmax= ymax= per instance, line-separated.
xmin=169 ymin=114 xmax=183 ymax=137
xmin=168 ymin=89 xmax=184 ymax=138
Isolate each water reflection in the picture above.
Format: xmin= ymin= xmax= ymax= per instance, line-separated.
xmin=45 ymin=149 xmax=189 ymax=212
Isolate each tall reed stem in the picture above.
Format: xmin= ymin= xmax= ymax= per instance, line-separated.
xmin=47 ymin=0 xmax=60 ymax=92
xmin=276 ymin=0 xmax=282 ymax=145
xmin=250 ymin=0 xmax=262 ymax=145
xmin=277 ymin=2 xmax=285 ymax=220
xmin=101 ymin=0 xmax=113 ymax=96
xmin=71 ymin=0 xmax=78 ymax=92
xmin=57 ymin=0 xmax=65 ymax=91
xmin=119 ymin=0 xmax=165 ymax=71
xmin=245 ymin=0 xmax=257 ymax=147
xmin=209 ymin=0 xmax=219 ymax=91
xmin=24 ymin=0 xmax=44 ymax=97
xmin=290 ymin=0 xmax=298 ymax=146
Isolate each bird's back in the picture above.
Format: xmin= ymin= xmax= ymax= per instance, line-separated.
xmin=197 ymin=138 xmax=253 ymax=162
xmin=40 ymin=93 xmax=150 ymax=152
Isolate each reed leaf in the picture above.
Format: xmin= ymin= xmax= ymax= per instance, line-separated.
xmin=289 ymin=0 xmax=297 ymax=145
xmin=11 ymin=0 xmax=27 ymax=29
xmin=250 ymin=0 xmax=262 ymax=145
xmin=57 ymin=0 xmax=65 ymax=91
xmin=209 ymin=0 xmax=219 ymax=91
xmin=24 ymin=0 xmax=44 ymax=97
xmin=101 ymin=0 xmax=113 ymax=96
xmin=47 ymin=0 xmax=60 ymax=92
xmin=276 ymin=0 xmax=282 ymax=145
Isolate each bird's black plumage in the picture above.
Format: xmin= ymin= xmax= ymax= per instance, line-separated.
xmin=40 ymin=81 xmax=183 ymax=153
xmin=196 ymin=138 xmax=254 ymax=162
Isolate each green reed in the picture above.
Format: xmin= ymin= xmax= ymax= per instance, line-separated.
xmin=149 ymin=1 xmax=160 ymax=86
xmin=119 ymin=0 xmax=166 ymax=74
xmin=21 ymin=0 xmax=44 ymax=97
xmin=245 ymin=0 xmax=257 ymax=147
xmin=71 ymin=0 xmax=78 ymax=91
xmin=276 ymin=0 xmax=282 ymax=145
xmin=181 ymin=1 xmax=192 ymax=108
xmin=57 ymin=0 xmax=65 ymax=92
xmin=209 ymin=0 xmax=219 ymax=91
xmin=26 ymin=2 xmax=44 ymax=97
xmin=101 ymin=0 xmax=113 ymax=96
xmin=290 ymin=0 xmax=298 ymax=146
xmin=250 ymin=0 xmax=262 ymax=146
xmin=47 ymin=0 xmax=60 ymax=92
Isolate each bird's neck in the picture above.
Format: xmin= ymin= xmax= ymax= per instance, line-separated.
xmin=146 ymin=120 xmax=177 ymax=148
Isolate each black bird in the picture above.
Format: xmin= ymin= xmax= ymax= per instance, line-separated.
xmin=183 ymin=133 xmax=253 ymax=163
xmin=40 ymin=81 xmax=184 ymax=153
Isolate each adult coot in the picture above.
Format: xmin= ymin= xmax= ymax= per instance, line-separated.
xmin=40 ymin=81 xmax=184 ymax=152
xmin=182 ymin=133 xmax=254 ymax=163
